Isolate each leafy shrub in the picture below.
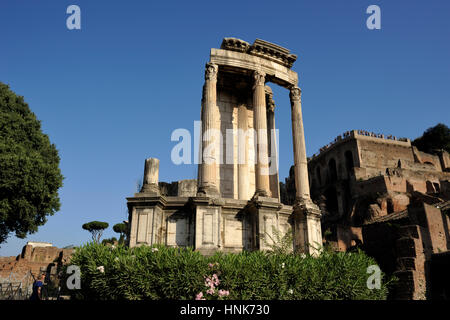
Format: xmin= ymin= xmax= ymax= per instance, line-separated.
xmin=101 ymin=237 xmax=117 ymax=245
xmin=67 ymin=243 xmax=393 ymax=300
xmin=264 ymin=226 xmax=293 ymax=255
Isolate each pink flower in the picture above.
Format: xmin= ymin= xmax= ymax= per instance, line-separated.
xmin=205 ymin=277 xmax=214 ymax=289
xmin=212 ymin=274 xmax=220 ymax=286
xmin=195 ymin=292 xmax=205 ymax=300
xmin=218 ymin=289 xmax=230 ymax=297
xmin=206 ymin=288 xmax=215 ymax=295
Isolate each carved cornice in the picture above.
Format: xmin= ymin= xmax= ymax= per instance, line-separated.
xmin=220 ymin=38 xmax=297 ymax=69
xmin=249 ymin=39 xmax=297 ymax=69
xmin=220 ymin=37 xmax=250 ymax=53
xmin=205 ymin=63 xmax=218 ymax=81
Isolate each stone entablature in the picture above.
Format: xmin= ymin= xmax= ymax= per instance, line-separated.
xmin=210 ymin=48 xmax=298 ymax=88
xmin=220 ymin=38 xmax=297 ymax=69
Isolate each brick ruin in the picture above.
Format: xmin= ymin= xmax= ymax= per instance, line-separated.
xmin=0 ymin=242 xmax=74 ymax=297
xmin=282 ymin=129 xmax=450 ymax=299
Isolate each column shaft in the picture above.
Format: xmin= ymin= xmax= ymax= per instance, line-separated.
xmin=267 ymin=105 xmax=280 ymax=201
xmin=290 ymin=87 xmax=310 ymax=200
xmin=238 ymin=104 xmax=249 ymax=200
xmin=198 ymin=63 xmax=219 ymax=196
xmin=140 ymin=158 xmax=160 ymax=195
xmin=253 ymin=71 xmax=271 ymax=197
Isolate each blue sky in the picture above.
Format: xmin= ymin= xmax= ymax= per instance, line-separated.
xmin=1 ymin=0 xmax=449 ymax=256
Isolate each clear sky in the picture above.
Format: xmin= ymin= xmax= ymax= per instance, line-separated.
xmin=1 ymin=0 xmax=449 ymax=256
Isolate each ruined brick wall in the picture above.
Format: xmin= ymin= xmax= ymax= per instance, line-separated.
xmin=409 ymin=202 xmax=450 ymax=253
xmin=21 ymin=244 xmax=64 ymax=264
xmin=295 ymin=130 xmax=450 ymax=300
xmin=441 ymin=180 xmax=450 ymax=199
xmin=430 ymin=251 xmax=450 ymax=299
xmin=308 ymin=138 xmax=359 ymax=189
xmin=356 ymin=138 xmax=414 ymax=177
xmin=362 ymin=222 xmax=401 ymax=275
xmin=0 ymin=245 xmax=74 ymax=289
xmin=367 ymin=201 xmax=450 ymax=300
xmin=335 ymin=225 xmax=362 ymax=251
xmin=413 ymin=147 xmax=444 ymax=171
xmin=394 ymin=225 xmax=427 ymax=300
xmin=438 ymin=150 xmax=450 ymax=172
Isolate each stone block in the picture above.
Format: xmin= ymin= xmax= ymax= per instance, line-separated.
xmin=177 ymin=179 xmax=197 ymax=197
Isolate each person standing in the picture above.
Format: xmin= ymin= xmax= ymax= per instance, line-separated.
xmin=29 ymin=273 xmax=45 ymax=301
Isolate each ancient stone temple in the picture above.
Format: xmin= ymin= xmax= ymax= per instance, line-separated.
xmin=127 ymin=38 xmax=322 ymax=255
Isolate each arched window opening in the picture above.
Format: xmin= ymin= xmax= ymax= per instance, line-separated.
xmin=316 ymin=167 xmax=322 ymax=186
xmin=387 ymin=199 xmax=394 ymax=214
xmin=324 ymin=187 xmax=339 ymax=215
xmin=426 ymin=181 xmax=435 ymax=194
xmin=345 ymin=151 xmax=354 ymax=177
xmin=328 ymin=158 xmax=338 ymax=182
xmin=433 ymin=183 xmax=440 ymax=193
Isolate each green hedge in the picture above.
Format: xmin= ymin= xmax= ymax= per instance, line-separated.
xmin=66 ymin=243 xmax=392 ymax=300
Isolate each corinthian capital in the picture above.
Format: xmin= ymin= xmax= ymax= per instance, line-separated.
xmin=253 ymin=70 xmax=266 ymax=86
xmin=205 ymin=63 xmax=218 ymax=81
xmin=289 ymin=87 xmax=302 ymax=102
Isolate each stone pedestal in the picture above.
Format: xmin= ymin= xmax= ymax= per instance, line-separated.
xmin=191 ymin=196 xmax=223 ymax=255
xmin=293 ymin=199 xmax=322 ymax=256
xmin=247 ymin=196 xmax=283 ymax=250
xmin=128 ymin=196 xmax=166 ymax=247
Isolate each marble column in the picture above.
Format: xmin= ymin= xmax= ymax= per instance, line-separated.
xmin=289 ymin=87 xmax=310 ymax=201
xmin=266 ymin=89 xmax=280 ymax=201
xmin=237 ymin=103 xmax=249 ymax=200
xmin=198 ymin=63 xmax=219 ymax=196
xmin=252 ymin=70 xmax=271 ymax=198
xmin=289 ymin=86 xmax=322 ymax=256
xmin=140 ymin=158 xmax=160 ymax=195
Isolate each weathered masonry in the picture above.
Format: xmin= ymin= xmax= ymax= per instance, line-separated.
xmin=127 ymin=38 xmax=322 ymax=255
